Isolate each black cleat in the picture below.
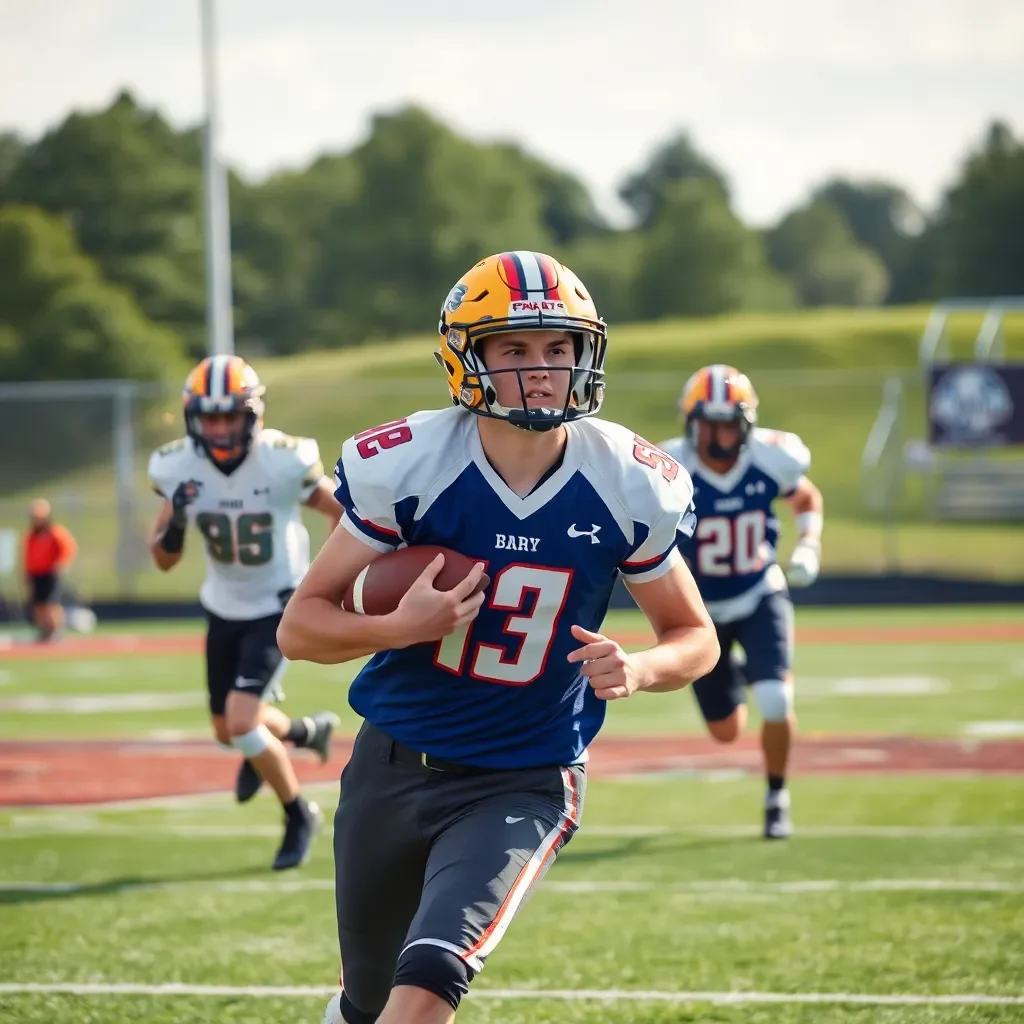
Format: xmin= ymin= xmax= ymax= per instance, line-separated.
xmin=763 ymin=791 xmax=793 ymax=840
xmin=308 ymin=712 xmax=340 ymax=764
xmin=235 ymin=759 xmax=263 ymax=804
xmin=272 ymin=800 xmax=323 ymax=871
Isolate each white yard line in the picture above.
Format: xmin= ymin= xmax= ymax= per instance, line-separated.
xmin=545 ymin=879 xmax=1024 ymax=894
xmin=4 ymin=818 xmax=1024 ymax=840
xmin=0 ymin=781 xmax=343 ymax=814
xmin=2 ymin=877 xmax=1019 ymax=896
xmin=0 ymin=693 xmax=205 ymax=713
xmin=0 ymin=982 xmax=1020 ymax=1005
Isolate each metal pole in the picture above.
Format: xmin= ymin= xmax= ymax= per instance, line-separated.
xmin=113 ymin=383 xmax=137 ymax=597
xmin=200 ymin=0 xmax=235 ymax=356
xmin=882 ymin=377 xmax=905 ymax=571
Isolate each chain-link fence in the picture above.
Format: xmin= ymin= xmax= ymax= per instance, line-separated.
xmin=0 ymin=369 xmax=1020 ymax=602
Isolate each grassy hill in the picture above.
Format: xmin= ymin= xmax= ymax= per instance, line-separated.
xmin=2 ymin=306 xmax=1023 ymax=599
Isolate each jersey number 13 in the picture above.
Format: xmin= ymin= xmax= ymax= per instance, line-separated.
xmin=434 ymin=565 xmax=572 ymax=686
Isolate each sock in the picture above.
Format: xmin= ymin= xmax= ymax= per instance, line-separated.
xmin=340 ymin=992 xmax=378 ymax=1024
xmin=765 ymin=780 xmax=790 ymax=810
xmin=285 ymin=717 xmax=315 ymax=747
xmin=284 ymin=797 xmax=309 ymax=824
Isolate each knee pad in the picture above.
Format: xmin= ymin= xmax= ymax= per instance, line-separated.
xmin=230 ymin=724 xmax=272 ymax=758
xmin=752 ymin=679 xmax=794 ymax=722
xmin=394 ymin=941 xmax=474 ymax=1013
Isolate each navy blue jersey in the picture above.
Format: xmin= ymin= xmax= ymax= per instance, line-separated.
xmin=660 ymin=429 xmax=809 ymax=624
xmin=334 ymin=409 xmax=696 ymax=769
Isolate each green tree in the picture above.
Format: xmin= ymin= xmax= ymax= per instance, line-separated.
xmin=619 ymin=132 xmax=730 ymax=229
xmin=559 ymin=231 xmax=647 ymax=324
xmin=767 ymin=200 xmax=889 ymax=306
xmin=308 ymin=106 xmax=552 ymax=344
xmin=5 ymin=91 xmax=208 ymax=354
xmin=499 ymin=145 xmax=607 ymax=244
xmin=0 ymin=205 xmax=185 ymax=382
xmin=230 ymin=155 xmax=361 ymax=354
xmin=813 ymin=178 xmax=922 ymax=271
xmin=633 ymin=179 xmax=767 ymax=317
xmin=931 ymin=120 xmax=1024 ymax=296
xmin=0 ymin=132 xmax=24 ymax=198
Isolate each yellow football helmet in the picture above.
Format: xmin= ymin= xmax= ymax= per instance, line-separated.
xmin=435 ymin=251 xmax=607 ymax=431
xmin=182 ymin=355 xmax=266 ymax=469
xmin=679 ymin=364 xmax=759 ymax=457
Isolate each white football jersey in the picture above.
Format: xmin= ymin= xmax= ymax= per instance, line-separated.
xmin=148 ymin=428 xmax=325 ymax=620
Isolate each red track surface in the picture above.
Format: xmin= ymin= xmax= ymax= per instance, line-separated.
xmin=2 ymin=622 xmax=1022 ymax=806
xmin=1 ymin=733 xmax=1021 ymax=806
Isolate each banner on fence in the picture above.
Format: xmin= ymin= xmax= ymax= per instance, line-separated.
xmin=928 ymin=363 xmax=1024 ymax=447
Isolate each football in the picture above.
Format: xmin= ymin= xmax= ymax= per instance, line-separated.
xmin=342 ymin=544 xmax=489 ymax=616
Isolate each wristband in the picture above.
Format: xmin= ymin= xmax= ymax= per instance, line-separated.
xmin=158 ymin=520 xmax=186 ymax=554
xmin=796 ymin=511 xmax=823 ymax=543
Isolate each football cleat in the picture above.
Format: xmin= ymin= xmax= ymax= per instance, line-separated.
xmin=308 ymin=711 xmax=340 ymax=764
xmin=272 ymin=800 xmax=322 ymax=871
xmin=235 ymin=759 xmax=263 ymax=804
xmin=321 ymin=992 xmax=345 ymax=1024
xmin=763 ymin=789 xmax=793 ymax=840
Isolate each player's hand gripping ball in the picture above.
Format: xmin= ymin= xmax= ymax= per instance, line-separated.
xmin=342 ymin=545 xmax=489 ymax=646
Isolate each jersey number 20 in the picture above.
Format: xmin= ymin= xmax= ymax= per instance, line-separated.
xmin=435 ymin=565 xmax=572 ymax=686
xmin=696 ymin=512 xmax=767 ymax=576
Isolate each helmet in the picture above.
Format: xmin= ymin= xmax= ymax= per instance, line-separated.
xmin=679 ymin=364 xmax=758 ymax=460
xmin=435 ymin=251 xmax=607 ymax=432
xmin=182 ymin=355 xmax=266 ymax=471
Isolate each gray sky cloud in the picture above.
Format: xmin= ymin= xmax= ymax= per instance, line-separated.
xmin=1 ymin=0 xmax=1022 ymax=224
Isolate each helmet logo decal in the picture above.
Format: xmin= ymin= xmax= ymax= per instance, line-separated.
xmin=443 ymin=282 xmax=467 ymax=314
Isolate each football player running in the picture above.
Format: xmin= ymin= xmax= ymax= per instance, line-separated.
xmin=148 ymin=356 xmax=343 ymax=870
xmin=278 ymin=251 xmax=720 ymax=1024
xmin=660 ymin=365 xmax=824 ymax=839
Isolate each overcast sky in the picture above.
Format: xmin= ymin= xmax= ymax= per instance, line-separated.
xmin=2 ymin=0 xmax=1023 ymax=225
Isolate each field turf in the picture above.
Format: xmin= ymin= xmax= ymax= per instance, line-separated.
xmin=1 ymin=605 xmax=1022 ymax=1022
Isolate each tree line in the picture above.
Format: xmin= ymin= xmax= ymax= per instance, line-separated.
xmin=1 ymin=91 xmax=1022 ymax=382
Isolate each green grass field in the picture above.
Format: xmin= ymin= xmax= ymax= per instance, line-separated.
xmin=1 ymin=607 xmax=1022 ymax=741
xmin=3 ymin=306 xmax=1024 ymax=598
xmin=1 ymin=606 xmax=1023 ymax=1022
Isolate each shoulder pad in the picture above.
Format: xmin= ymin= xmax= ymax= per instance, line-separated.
xmin=748 ymin=428 xmax=810 ymax=492
xmin=257 ymin=429 xmax=324 ymax=495
xmin=335 ymin=408 xmax=469 ymax=544
xmin=340 ymin=408 xmax=465 ymax=499
xmin=154 ymin=437 xmax=188 ymax=458
xmin=576 ymin=418 xmax=695 ymax=532
xmin=147 ymin=437 xmax=193 ymax=498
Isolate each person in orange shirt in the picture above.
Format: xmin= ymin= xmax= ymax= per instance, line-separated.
xmin=22 ymin=499 xmax=77 ymax=643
